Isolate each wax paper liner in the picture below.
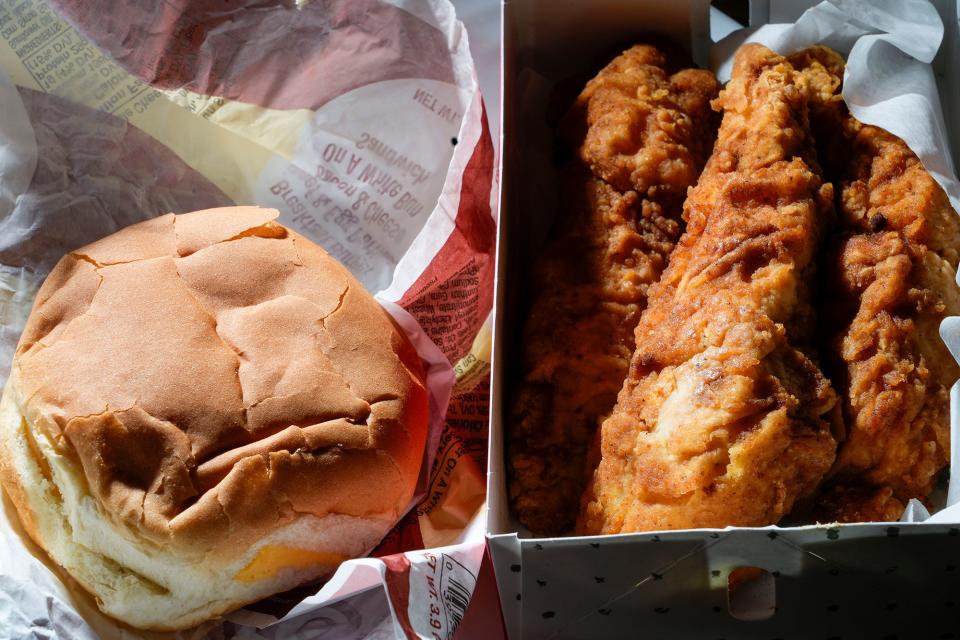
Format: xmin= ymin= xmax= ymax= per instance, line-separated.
xmin=0 ymin=0 xmax=496 ymax=637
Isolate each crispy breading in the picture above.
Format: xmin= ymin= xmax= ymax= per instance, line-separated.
xmin=578 ymin=44 xmax=838 ymax=534
xmin=576 ymin=46 xmax=720 ymax=197
xmin=792 ymin=47 xmax=960 ymax=521
xmin=508 ymin=45 xmax=719 ymax=535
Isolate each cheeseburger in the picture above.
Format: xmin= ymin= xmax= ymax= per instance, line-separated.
xmin=0 ymin=207 xmax=429 ymax=630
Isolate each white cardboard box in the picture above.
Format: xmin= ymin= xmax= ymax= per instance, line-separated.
xmin=487 ymin=1 xmax=960 ymax=637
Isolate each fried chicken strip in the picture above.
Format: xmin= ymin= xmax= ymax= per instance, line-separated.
xmin=791 ymin=47 xmax=960 ymax=522
xmin=578 ymin=44 xmax=838 ymax=534
xmin=508 ymin=45 xmax=719 ymax=535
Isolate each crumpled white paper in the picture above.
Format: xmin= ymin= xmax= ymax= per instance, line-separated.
xmin=714 ymin=0 xmax=960 ymax=522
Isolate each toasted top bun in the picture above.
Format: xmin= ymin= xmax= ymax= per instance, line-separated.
xmin=0 ymin=207 xmax=429 ymax=630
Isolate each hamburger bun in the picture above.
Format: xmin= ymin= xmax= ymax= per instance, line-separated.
xmin=0 ymin=207 xmax=429 ymax=630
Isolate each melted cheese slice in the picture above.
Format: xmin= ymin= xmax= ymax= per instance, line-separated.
xmin=234 ymin=545 xmax=346 ymax=583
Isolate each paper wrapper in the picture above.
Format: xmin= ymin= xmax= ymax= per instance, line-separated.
xmin=0 ymin=0 xmax=495 ymax=637
xmin=712 ymin=0 xmax=960 ymax=522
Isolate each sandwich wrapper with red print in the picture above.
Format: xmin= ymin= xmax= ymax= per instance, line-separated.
xmin=0 ymin=1 xmax=494 ymax=638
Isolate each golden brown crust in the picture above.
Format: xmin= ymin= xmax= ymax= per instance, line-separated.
xmin=0 ymin=408 xmax=43 ymax=550
xmin=824 ymin=232 xmax=957 ymax=507
xmin=574 ymin=45 xmax=719 ymax=196
xmin=508 ymin=45 xmax=719 ymax=535
xmin=814 ymin=484 xmax=906 ymax=523
xmin=9 ymin=207 xmax=428 ymax=560
xmin=792 ymin=47 xmax=960 ymax=522
xmin=578 ymin=44 xmax=838 ymax=534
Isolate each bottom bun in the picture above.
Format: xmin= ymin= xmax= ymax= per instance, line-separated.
xmin=0 ymin=372 xmax=393 ymax=630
